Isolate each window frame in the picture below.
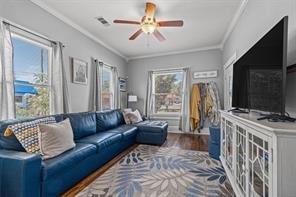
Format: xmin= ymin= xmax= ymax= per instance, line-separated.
xmin=101 ymin=65 xmax=114 ymax=110
xmin=151 ymin=69 xmax=184 ymax=116
xmin=11 ymin=31 xmax=53 ymax=118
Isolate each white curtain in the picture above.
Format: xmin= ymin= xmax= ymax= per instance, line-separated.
xmin=0 ymin=22 xmax=15 ymax=120
xmin=145 ymin=71 xmax=153 ymax=118
xmin=49 ymin=42 xmax=70 ymax=114
xmin=88 ymin=58 xmax=102 ymax=111
xmin=179 ymin=68 xmax=191 ymax=132
xmin=112 ymin=66 xmax=120 ymax=109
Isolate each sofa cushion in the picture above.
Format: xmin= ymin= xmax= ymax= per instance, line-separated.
xmin=108 ymin=125 xmax=138 ymax=139
xmin=62 ymin=112 xmax=96 ymax=140
xmin=96 ymin=109 xmax=125 ymax=132
xmin=77 ymin=132 xmax=122 ymax=151
xmin=39 ymin=119 xmax=75 ymax=160
xmin=134 ymin=120 xmax=168 ymax=133
xmin=41 ymin=143 xmax=96 ymax=180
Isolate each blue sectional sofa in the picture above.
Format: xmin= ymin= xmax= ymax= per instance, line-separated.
xmin=0 ymin=109 xmax=168 ymax=197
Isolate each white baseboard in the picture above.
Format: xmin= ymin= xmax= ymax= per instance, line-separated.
xmin=168 ymin=130 xmax=210 ymax=135
xmin=168 ymin=126 xmax=179 ymax=131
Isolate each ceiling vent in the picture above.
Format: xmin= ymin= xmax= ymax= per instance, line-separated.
xmin=96 ymin=17 xmax=110 ymax=26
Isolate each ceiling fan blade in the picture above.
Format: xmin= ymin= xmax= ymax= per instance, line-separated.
xmin=145 ymin=2 xmax=156 ymax=19
xmin=129 ymin=29 xmax=143 ymax=40
xmin=113 ymin=20 xmax=141 ymax=25
xmin=158 ymin=20 xmax=184 ymax=27
xmin=153 ymin=29 xmax=166 ymax=42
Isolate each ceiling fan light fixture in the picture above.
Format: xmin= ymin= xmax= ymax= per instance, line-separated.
xmin=141 ymin=22 xmax=156 ymax=34
xmin=113 ymin=2 xmax=183 ymax=41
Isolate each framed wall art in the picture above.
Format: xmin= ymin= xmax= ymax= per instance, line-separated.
xmin=119 ymin=77 xmax=127 ymax=92
xmin=71 ymin=57 xmax=88 ymax=85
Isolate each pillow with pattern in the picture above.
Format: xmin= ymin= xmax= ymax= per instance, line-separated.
xmin=6 ymin=117 xmax=56 ymax=154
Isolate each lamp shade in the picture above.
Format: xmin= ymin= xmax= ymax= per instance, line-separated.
xmin=128 ymin=95 xmax=138 ymax=102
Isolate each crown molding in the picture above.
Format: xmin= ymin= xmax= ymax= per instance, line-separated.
xmin=30 ymin=0 xmax=247 ymax=62
xmin=30 ymin=0 xmax=128 ymax=61
xmin=127 ymin=44 xmax=222 ymax=61
xmin=221 ymin=0 xmax=249 ymax=48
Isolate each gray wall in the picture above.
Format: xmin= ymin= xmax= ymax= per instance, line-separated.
xmin=127 ymin=49 xmax=223 ymax=132
xmin=0 ymin=0 xmax=127 ymax=113
xmin=223 ymin=0 xmax=296 ymax=116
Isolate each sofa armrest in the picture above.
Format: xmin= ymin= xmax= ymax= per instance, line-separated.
xmin=0 ymin=149 xmax=41 ymax=197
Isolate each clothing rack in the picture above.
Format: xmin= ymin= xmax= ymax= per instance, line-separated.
xmin=190 ymin=81 xmax=221 ymax=132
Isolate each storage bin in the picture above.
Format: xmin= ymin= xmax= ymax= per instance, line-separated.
xmin=208 ymin=126 xmax=220 ymax=160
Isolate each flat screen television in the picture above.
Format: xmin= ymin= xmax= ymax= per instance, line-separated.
xmin=232 ymin=16 xmax=288 ymax=115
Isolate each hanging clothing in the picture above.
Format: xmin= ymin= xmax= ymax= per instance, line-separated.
xmin=208 ymin=82 xmax=221 ymax=126
xmin=205 ymin=84 xmax=213 ymax=116
xmin=190 ymin=84 xmax=200 ymax=131
xmin=198 ymin=83 xmax=206 ymax=129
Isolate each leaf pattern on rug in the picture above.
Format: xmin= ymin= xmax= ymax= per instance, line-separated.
xmin=149 ymin=156 xmax=196 ymax=171
xmin=76 ymin=145 xmax=234 ymax=197
xmin=110 ymin=163 xmax=149 ymax=196
xmin=119 ymin=152 xmax=144 ymax=165
xmin=135 ymin=168 xmax=196 ymax=196
xmin=76 ymin=169 xmax=114 ymax=197
xmin=180 ymin=151 xmax=220 ymax=166
xmin=190 ymin=166 xmax=227 ymax=184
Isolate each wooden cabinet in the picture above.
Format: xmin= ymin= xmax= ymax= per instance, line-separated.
xmin=220 ymin=111 xmax=296 ymax=197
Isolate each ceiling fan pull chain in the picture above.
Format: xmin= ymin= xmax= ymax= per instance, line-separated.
xmin=146 ymin=34 xmax=150 ymax=48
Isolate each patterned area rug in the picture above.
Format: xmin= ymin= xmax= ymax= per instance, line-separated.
xmin=76 ymin=145 xmax=234 ymax=197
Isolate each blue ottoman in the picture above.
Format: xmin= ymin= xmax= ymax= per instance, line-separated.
xmin=135 ymin=120 xmax=168 ymax=145
xmin=208 ymin=126 xmax=221 ymax=160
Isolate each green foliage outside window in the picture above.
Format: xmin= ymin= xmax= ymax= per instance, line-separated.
xmin=154 ymin=73 xmax=183 ymax=113
xmin=16 ymin=73 xmax=49 ymax=118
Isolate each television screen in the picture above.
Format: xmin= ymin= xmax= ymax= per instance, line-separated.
xmin=232 ymin=16 xmax=288 ymax=114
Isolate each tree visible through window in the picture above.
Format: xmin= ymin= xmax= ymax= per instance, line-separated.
xmin=101 ymin=66 xmax=113 ymax=110
xmin=12 ymin=35 xmax=50 ymax=118
xmin=153 ymin=71 xmax=184 ymax=114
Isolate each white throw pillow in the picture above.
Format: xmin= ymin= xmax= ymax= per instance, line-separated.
xmin=122 ymin=108 xmax=133 ymax=124
xmin=125 ymin=109 xmax=143 ymax=124
xmin=39 ymin=118 xmax=75 ymax=160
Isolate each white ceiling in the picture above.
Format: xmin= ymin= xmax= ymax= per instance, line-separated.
xmin=31 ymin=0 xmax=244 ymax=60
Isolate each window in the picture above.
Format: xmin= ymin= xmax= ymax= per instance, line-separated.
xmin=12 ymin=34 xmax=51 ymax=118
xmin=101 ymin=66 xmax=113 ymax=110
xmin=152 ymin=71 xmax=184 ymax=114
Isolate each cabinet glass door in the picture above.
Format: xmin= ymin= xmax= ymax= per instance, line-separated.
xmin=248 ymin=131 xmax=271 ymax=197
xmin=225 ymin=120 xmax=234 ymax=174
xmin=221 ymin=118 xmax=226 ymax=158
xmin=236 ymin=125 xmax=247 ymax=196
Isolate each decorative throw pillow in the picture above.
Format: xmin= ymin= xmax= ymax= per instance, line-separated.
xmin=125 ymin=109 xmax=143 ymax=124
xmin=122 ymin=108 xmax=132 ymax=124
xmin=39 ymin=118 xmax=75 ymax=160
xmin=6 ymin=117 xmax=56 ymax=154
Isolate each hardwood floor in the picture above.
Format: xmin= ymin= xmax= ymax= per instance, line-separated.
xmin=162 ymin=133 xmax=209 ymax=151
xmin=62 ymin=133 xmax=209 ymax=196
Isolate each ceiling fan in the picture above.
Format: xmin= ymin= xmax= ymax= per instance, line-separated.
xmin=113 ymin=2 xmax=184 ymax=42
